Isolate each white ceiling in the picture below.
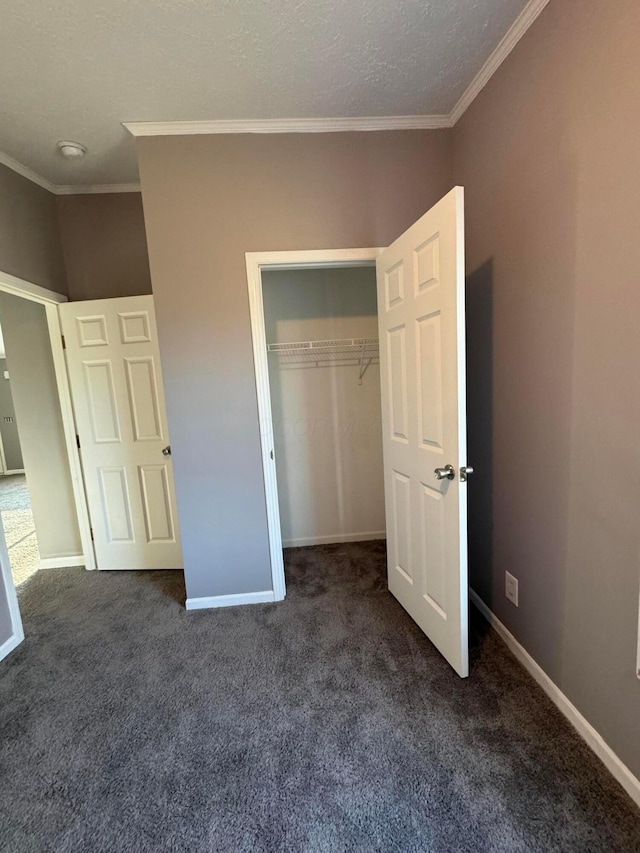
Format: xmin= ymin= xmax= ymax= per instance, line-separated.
xmin=0 ymin=0 xmax=533 ymax=190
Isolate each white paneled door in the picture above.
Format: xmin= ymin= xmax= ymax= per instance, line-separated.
xmin=60 ymin=296 xmax=182 ymax=570
xmin=377 ymin=187 xmax=469 ymax=677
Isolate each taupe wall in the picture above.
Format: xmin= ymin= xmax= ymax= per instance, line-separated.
xmin=453 ymin=0 xmax=640 ymax=778
xmin=138 ymin=131 xmax=452 ymax=599
xmin=0 ymin=293 xmax=82 ymax=562
xmin=0 ymin=164 xmax=66 ymax=293
xmin=56 ymin=193 xmax=152 ymax=301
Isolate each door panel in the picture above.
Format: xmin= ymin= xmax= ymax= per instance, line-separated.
xmin=391 ymin=470 xmax=412 ymax=582
xmin=388 ymin=326 xmax=409 ymax=442
xmin=84 ymin=361 xmax=120 ymax=442
xmin=139 ymin=464 xmax=176 ymax=542
xmin=60 ymin=296 xmax=182 ymax=570
xmin=416 ymin=312 xmax=444 ymax=449
xmin=377 ymin=187 xmax=468 ymax=677
xmin=125 ymin=358 xmax=163 ymax=441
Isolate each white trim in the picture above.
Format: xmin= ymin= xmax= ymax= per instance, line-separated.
xmin=0 ymin=270 xmax=95 ymax=574
xmin=449 ymin=0 xmax=552 ymax=124
xmin=39 ymin=555 xmax=85 ymax=570
xmin=0 ymin=151 xmax=140 ymax=196
xmin=470 ymin=589 xmax=640 ymax=809
xmin=0 ymin=631 xmax=23 ymax=661
xmin=123 ymin=115 xmax=451 ymax=137
xmin=125 ymin=0 xmax=551 ymax=140
xmin=44 ymin=304 xmax=96 ymax=571
xmin=3 ymin=469 xmax=25 ymax=475
xmin=246 ymin=253 xmax=286 ymax=602
xmin=185 ymin=590 xmax=275 ymax=610
xmin=246 ymin=248 xmax=383 ymax=604
xmin=0 ymin=150 xmax=56 ymax=193
xmin=0 ymin=507 xmax=23 ymax=662
xmin=0 ymin=432 xmax=8 ymax=476
xmin=0 ymin=269 xmax=67 ymax=305
xmin=0 ymin=0 xmax=552 ymax=196
xmin=0 ymin=351 xmax=10 ymax=475
xmin=55 ymin=183 xmax=141 ymax=195
xmin=283 ymin=531 xmax=386 ymax=548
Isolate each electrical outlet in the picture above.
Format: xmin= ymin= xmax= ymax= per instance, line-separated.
xmin=505 ymin=571 xmax=519 ymax=606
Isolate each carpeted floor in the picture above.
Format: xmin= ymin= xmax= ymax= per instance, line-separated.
xmin=0 ymin=474 xmax=39 ymax=588
xmin=0 ymin=541 xmax=638 ymax=852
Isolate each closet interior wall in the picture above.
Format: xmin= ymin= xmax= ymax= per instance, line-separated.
xmin=262 ymin=266 xmax=385 ymax=548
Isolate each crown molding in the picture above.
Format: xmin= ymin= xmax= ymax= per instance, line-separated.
xmin=0 ymin=0 xmax=551 ymax=193
xmin=0 ymin=150 xmax=56 ymax=193
xmin=123 ymin=0 xmax=552 ymax=139
xmin=449 ymin=0 xmax=552 ymax=124
xmin=123 ymin=114 xmax=453 ymax=137
xmin=55 ymin=183 xmax=141 ymax=195
xmin=0 ymin=151 xmax=140 ymax=195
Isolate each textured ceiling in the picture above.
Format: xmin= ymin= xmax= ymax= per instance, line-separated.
xmin=0 ymin=0 xmax=528 ymax=187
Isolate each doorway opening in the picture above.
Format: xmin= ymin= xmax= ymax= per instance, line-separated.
xmin=262 ymin=263 xmax=385 ymax=569
xmin=0 ymin=289 xmax=91 ymax=591
xmin=0 ymin=317 xmax=38 ymax=587
xmin=247 ymin=249 xmax=383 ymax=600
xmin=0 ymin=270 xmax=97 ymax=663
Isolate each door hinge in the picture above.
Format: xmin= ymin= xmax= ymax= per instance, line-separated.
xmin=90 ymin=527 xmax=94 ymax=542
xmin=76 ymin=434 xmax=81 ymax=449
xmin=61 ymin=335 xmax=66 ymax=350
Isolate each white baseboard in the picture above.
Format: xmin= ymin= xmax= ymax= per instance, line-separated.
xmin=185 ymin=589 xmax=275 ymax=611
xmin=2 ymin=469 xmax=25 ymax=476
xmin=470 ymin=589 xmax=640 ymax=808
xmin=282 ymin=530 xmax=386 ymax=548
xmin=38 ymin=555 xmax=85 ymax=570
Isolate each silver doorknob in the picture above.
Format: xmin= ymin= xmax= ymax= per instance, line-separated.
xmin=460 ymin=466 xmax=474 ymax=482
xmin=434 ymin=465 xmax=455 ymax=481
xmin=162 ymin=445 xmax=171 ymax=456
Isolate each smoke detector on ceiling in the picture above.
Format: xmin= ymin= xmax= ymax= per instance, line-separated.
xmin=57 ymin=140 xmax=87 ymax=160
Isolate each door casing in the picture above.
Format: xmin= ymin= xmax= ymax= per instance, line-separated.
xmin=246 ymin=248 xmax=384 ymax=601
xmin=0 ymin=269 xmax=95 ymax=572
xmin=0 ymin=268 xmax=96 ymax=659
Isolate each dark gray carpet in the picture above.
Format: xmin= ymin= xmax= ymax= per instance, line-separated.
xmin=1 ymin=542 xmax=638 ymax=852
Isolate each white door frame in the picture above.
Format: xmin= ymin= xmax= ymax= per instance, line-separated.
xmin=246 ymin=248 xmax=383 ymax=600
xmin=0 ymin=268 xmax=96 ymax=572
xmin=0 ymin=514 xmax=23 ymax=659
xmin=0 ymin=417 xmax=7 ymax=474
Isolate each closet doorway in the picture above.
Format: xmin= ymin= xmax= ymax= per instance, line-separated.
xmin=261 ymin=264 xmax=384 ymax=552
xmin=247 ymin=186 xmax=470 ymax=677
xmin=247 ymin=248 xmax=381 ymax=605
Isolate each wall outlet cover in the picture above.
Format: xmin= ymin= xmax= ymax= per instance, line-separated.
xmin=505 ymin=571 xmax=519 ymax=606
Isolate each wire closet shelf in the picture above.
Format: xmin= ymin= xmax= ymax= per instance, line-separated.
xmin=267 ymin=337 xmax=379 ymax=383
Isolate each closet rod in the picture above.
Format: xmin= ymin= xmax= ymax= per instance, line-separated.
xmin=266 ymin=338 xmax=379 ymax=383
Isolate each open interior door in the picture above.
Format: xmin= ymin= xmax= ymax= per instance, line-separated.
xmin=59 ymin=296 xmax=182 ymax=571
xmin=377 ymin=186 xmax=469 ymax=677
xmin=0 ymin=520 xmax=23 ymax=662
